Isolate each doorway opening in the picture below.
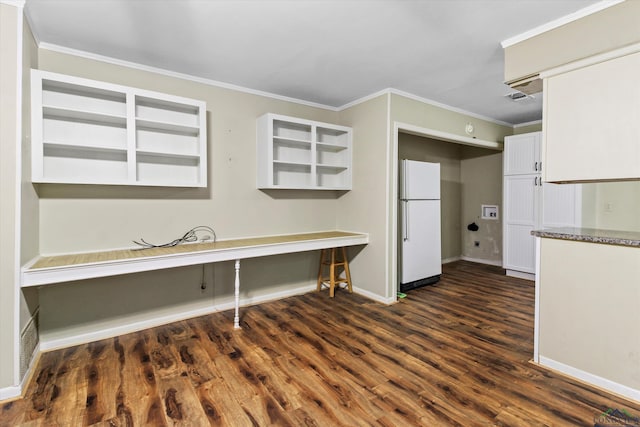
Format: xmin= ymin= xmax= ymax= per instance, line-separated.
xmin=391 ymin=123 xmax=503 ymax=298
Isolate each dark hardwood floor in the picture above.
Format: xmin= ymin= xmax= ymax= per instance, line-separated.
xmin=2 ymin=261 xmax=639 ymax=426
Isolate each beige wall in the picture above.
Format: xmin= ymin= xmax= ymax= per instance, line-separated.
xmin=336 ymin=94 xmax=390 ymax=300
xmin=460 ymin=147 xmax=503 ymax=263
xmin=390 ymin=94 xmax=513 ymax=143
xmin=398 ymin=135 xmax=503 ymax=265
xmin=37 ymin=49 xmax=344 ymax=254
xmin=389 ymin=93 xmax=511 ymax=289
xmin=513 ymin=122 xmax=542 ymax=135
xmin=581 ymin=182 xmax=640 ymax=232
xmin=20 ymin=13 xmax=40 ymax=378
xmin=539 ymin=238 xmax=640 ymax=392
xmin=34 ymin=48 xmax=356 ymax=345
xmin=504 ymin=1 xmax=640 ymax=82
xmin=23 ymin=32 xmax=516 ymax=356
xmin=398 ymin=134 xmax=462 ymax=261
xmin=0 ymin=2 xmax=20 ymax=389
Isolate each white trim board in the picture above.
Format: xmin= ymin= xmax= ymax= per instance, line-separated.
xmin=513 ymin=119 xmax=542 ymax=129
xmin=23 ymin=232 xmax=369 ymax=287
xmin=500 ymin=0 xmax=625 ymax=48
xmin=353 ymin=286 xmax=396 ymax=306
xmin=396 ymin=122 xmax=503 ymax=151
xmin=387 ymin=89 xmax=513 ymax=128
xmin=0 ymin=0 xmax=25 ymax=7
xmin=384 ymin=93 xmax=393 ymax=302
xmin=38 ymin=284 xmax=389 ymax=352
xmin=37 ymin=42 xmax=337 ymax=112
xmin=460 ymin=256 xmax=503 ymax=267
xmin=537 ymin=356 xmax=640 ymax=403
xmin=39 ymin=284 xmax=315 ymax=351
xmin=505 ymin=269 xmax=535 ymax=281
xmin=0 ymin=384 xmax=21 ymax=401
xmin=33 ymin=44 xmax=519 ymax=129
xmin=539 ymin=41 xmax=640 ymax=79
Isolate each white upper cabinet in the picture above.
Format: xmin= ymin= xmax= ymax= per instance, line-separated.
xmin=31 ymin=70 xmax=207 ymax=187
xmin=257 ymin=113 xmax=352 ymax=190
xmin=503 ymin=132 xmax=541 ymax=175
xmin=543 ymin=51 xmax=640 ymax=182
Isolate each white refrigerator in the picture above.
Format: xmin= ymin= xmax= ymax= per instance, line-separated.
xmin=399 ymin=160 xmax=442 ymax=292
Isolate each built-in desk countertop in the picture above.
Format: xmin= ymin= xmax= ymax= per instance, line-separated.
xmin=22 ymin=230 xmax=369 ymax=328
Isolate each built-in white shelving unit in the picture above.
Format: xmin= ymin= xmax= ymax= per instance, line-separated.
xmin=257 ymin=113 xmax=352 ymax=190
xmin=31 ymin=70 xmax=207 ymax=187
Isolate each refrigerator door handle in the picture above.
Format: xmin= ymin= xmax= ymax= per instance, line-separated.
xmin=403 ymin=200 xmax=409 ymax=241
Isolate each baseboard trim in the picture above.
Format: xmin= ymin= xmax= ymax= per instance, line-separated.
xmin=442 ymin=256 xmax=461 ymax=265
xmin=40 ymin=284 xmax=318 ymax=351
xmin=0 ymin=384 xmax=22 ymax=401
xmin=353 ymin=286 xmax=395 ymax=305
xmin=460 ymin=256 xmax=502 ymax=267
xmin=505 ymin=269 xmax=535 ymax=281
xmin=0 ymin=343 xmax=41 ymax=402
xmin=538 ymin=356 xmax=640 ymax=403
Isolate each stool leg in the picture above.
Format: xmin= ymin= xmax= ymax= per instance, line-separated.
xmin=341 ymin=247 xmax=353 ymax=293
xmin=329 ymin=248 xmax=336 ymax=298
xmin=317 ymin=249 xmax=326 ymax=292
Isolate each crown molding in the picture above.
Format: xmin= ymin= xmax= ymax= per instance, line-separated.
xmin=501 ymin=0 xmax=625 ymax=48
xmin=513 ymin=119 xmax=542 ymax=129
xmin=0 ymin=0 xmax=25 ymax=8
xmin=386 ymin=88 xmax=514 ymax=128
xmin=38 ymin=42 xmax=340 ymax=112
xmin=38 ymin=43 xmax=521 ymax=128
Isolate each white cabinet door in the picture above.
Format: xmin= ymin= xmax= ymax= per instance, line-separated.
xmin=541 ymin=182 xmax=581 ymax=228
xmin=544 ymin=52 xmax=640 ymax=182
xmin=503 ymin=174 xmax=538 ymax=273
xmin=503 ymin=132 xmax=541 ymax=175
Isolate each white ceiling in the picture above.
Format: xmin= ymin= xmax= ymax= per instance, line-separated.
xmin=25 ymin=0 xmax=603 ymax=126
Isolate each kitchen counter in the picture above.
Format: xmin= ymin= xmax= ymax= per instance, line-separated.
xmin=531 ymin=227 xmax=640 ymax=247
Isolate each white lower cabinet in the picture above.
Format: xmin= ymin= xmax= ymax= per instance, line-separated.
xmin=503 ymin=133 xmax=581 ymax=277
xmin=503 ymin=174 xmax=538 ymax=274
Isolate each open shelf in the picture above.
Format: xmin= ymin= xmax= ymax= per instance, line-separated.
xmin=43 ymin=106 xmax=127 ymax=126
xmin=32 ymin=70 xmax=207 ymax=187
xmin=135 ymin=118 xmax=200 ymax=136
xmin=43 ymin=141 xmax=127 ymax=156
xmin=272 ymin=162 xmax=312 ymax=188
xmin=317 ymin=164 xmax=348 ymax=171
xmin=42 ymin=143 xmax=128 ymax=184
xmin=136 ymin=152 xmax=200 ymax=186
xmin=257 ymin=113 xmax=352 ymax=190
xmin=316 ymin=141 xmax=348 ymax=152
xmin=273 ymin=136 xmax=312 ymax=147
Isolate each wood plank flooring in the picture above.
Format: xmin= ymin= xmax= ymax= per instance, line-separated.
xmin=2 ymin=261 xmax=639 ymax=426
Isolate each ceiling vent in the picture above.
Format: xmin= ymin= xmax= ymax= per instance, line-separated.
xmin=506 ymin=75 xmax=542 ymax=95
xmin=505 ymin=91 xmax=535 ymax=102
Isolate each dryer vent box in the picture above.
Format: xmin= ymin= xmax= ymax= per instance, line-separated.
xmin=481 ymin=205 xmax=499 ymax=220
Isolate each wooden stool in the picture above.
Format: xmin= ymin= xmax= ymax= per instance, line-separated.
xmin=317 ymin=247 xmax=352 ymax=297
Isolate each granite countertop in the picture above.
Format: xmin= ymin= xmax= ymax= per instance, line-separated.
xmin=531 ymin=227 xmax=640 ymax=247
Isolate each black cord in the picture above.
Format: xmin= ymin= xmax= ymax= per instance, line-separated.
xmin=133 ymin=225 xmax=217 ymax=250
